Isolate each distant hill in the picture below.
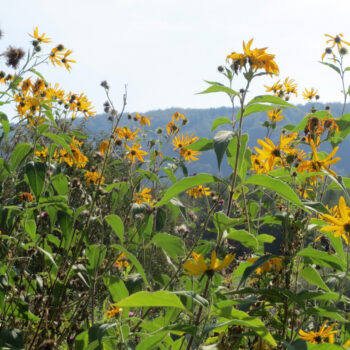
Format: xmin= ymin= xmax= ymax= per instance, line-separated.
xmin=76 ymin=102 xmax=350 ymax=176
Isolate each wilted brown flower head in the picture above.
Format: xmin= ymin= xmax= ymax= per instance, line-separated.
xmin=4 ymin=46 xmax=25 ymax=69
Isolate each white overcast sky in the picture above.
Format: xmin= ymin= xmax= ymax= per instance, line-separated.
xmin=2 ymin=0 xmax=350 ymax=117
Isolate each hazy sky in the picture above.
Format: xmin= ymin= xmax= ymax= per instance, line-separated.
xmin=2 ymin=0 xmax=350 ymax=117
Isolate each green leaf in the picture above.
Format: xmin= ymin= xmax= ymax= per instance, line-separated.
xmin=213 ymin=212 xmax=241 ymax=235
xmin=256 ymin=234 xmax=275 ymax=243
xmin=136 ymin=333 xmax=167 ymax=350
xmin=51 ymin=173 xmax=69 ymax=195
xmin=319 ymin=61 xmax=341 ymax=75
xmin=282 ymin=340 xmax=307 ymax=350
xmin=86 ymin=245 xmax=107 ymax=274
xmin=0 ymin=112 xmax=10 ymax=139
xmin=245 ymin=174 xmax=305 ymax=210
xmin=103 ymin=276 xmax=129 ymax=302
xmin=237 ymin=104 xmax=287 ymax=119
xmin=247 ymin=95 xmax=296 ymax=108
xmin=57 ymin=210 xmax=73 ymax=250
xmin=155 ymin=174 xmax=218 ymax=207
xmin=226 ymin=133 xmax=249 ymax=180
xmin=198 ymin=84 xmax=239 ymax=97
xmin=43 ymin=132 xmax=73 ymax=158
xmin=111 ymin=244 xmax=148 ymax=286
xmin=185 ymin=138 xmax=213 ymax=151
xmin=25 ymin=220 xmax=37 ymax=241
xmin=135 ymin=169 xmax=160 ymax=183
xmin=211 ymin=117 xmax=232 ymax=132
xmin=155 ymin=208 xmax=166 ymax=231
xmin=174 ymin=290 xmax=209 ymax=308
xmin=300 ymin=266 xmax=330 ymax=291
xmin=25 ymin=162 xmax=46 ymax=200
xmin=105 ymin=214 xmax=124 ymax=244
xmin=213 ymin=130 xmax=235 ymax=170
xmin=297 ymin=248 xmax=345 ymax=271
xmin=117 ymin=291 xmax=185 ymax=310
xmin=37 ymin=246 xmax=57 ymax=268
xmin=152 ymin=233 xmax=184 ymax=262
xmin=0 ymin=329 xmax=24 ymax=349
xmin=227 ymin=229 xmax=258 ymax=250
xmin=307 ymin=344 xmax=344 ymax=350
xmin=10 ymin=143 xmax=32 ymax=171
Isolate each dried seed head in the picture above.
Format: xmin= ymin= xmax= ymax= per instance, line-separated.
xmin=4 ymin=46 xmax=25 ymax=69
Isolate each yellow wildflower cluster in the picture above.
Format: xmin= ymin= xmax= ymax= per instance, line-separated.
xmin=114 ymin=253 xmax=129 ymax=269
xmin=227 ymin=39 xmax=279 ymax=75
xmin=303 ymin=116 xmax=339 ymax=144
xmin=133 ymin=188 xmax=154 ymax=205
xmin=267 ymin=108 xmax=284 ymax=123
xmin=104 ymin=305 xmax=122 ymax=319
xmin=186 ymin=185 xmax=210 ymax=198
xmin=55 ymin=136 xmax=88 ymax=168
xmin=135 ymin=112 xmax=152 ymax=126
xmin=265 ymin=77 xmax=298 ymax=99
xmin=84 ymin=171 xmax=105 ymax=186
xmin=248 ymin=257 xmax=283 ymax=275
xmin=322 ymin=33 xmax=350 ymax=61
xmin=172 ymin=133 xmax=200 ymax=163
xmin=166 ymin=112 xmax=187 ymax=135
xmin=302 ymin=88 xmax=319 ymax=101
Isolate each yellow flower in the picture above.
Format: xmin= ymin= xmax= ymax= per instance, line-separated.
xmin=344 ymin=340 xmax=350 ymax=348
xmin=297 ymin=138 xmax=340 ymax=178
xmin=179 ymin=147 xmax=201 ymax=162
xmin=299 ymin=321 xmax=338 ymax=344
xmin=302 ymin=88 xmax=318 ymax=100
xmin=267 ymin=108 xmax=284 ymax=122
xmin=99 ymin=140 xmax=110 ymax=156
xmin=172 ymin=112 xmax=186 ymax=123
xmin=166 ymin=121 xmax=179 ymax=135
xmin=135 ymin=113 xmax=152 ymax=126
xmin=124 ymin=143 xmax=148 ymax=163
xmin=320 ymin=196 xmax=350 ymax=244
xmin=248 ymin=257 xmax=283 ymax=275
xmin=134 ymin=188 xmax=154 ymax=204
xmin=325 ymin=33 xmax=350 ymax=50
xmin=172 ymin=133 xmax=198 ymax=151
xmin=264 ymin=80 xmax=283 ymax=94
xmin=283 ymin=77 xmax=298 ymax=96
xmin=114 ymin=253 xmax=129 ymax=269
xmin=105 ymin=305 xmax=122 ymax=318
xmin=186 ymin=185 xmax=210 ymax=198
xmin=49 ymin=45 xmax=65 ymax=67
xmin=35 ymin=147 xmax=48 ymax=159
xmin=183 ymin=251 xmax=234 ymax=276
xmin=60 ymin=49 xmax=76 ymax=71
xmin=29 ymin=27 xmax=51 ymax=43
xmin=116 ymin=127 xmax=140 ymax=141
xmin=84 ymin=171 xmax=105 ymax=186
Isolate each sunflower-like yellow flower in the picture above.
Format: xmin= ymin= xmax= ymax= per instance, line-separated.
xmin=264 ymin=80 xmax=283 ymax=94
xmin=99 ymin=140 xmax=110 ymax=156
xmin=172 ymin=133 xmax=198 ymax=151
xmin=35 ymin=147 xmax=48 ymax=160
xmin=29 ymin=27 xmax=51 ymax=43
xmin=302 ymin=88 xmax=318 ymax=100
xmin=61 ymin=49 xmax=76 ymax=71
xmin=267 ymin=108 xmax=284 ymax=122
xmin=297 ymin=138 xmax=340 ymax=178
xmin=84 ymin=171 xmax=105 ymax=186
xmin=325 ymin=33 xmax=350 ymax=50
xmin=114 ymin=253 xmax=129 ymax=269
xmin=320 ymin=196 xmax=350 ymax=244
xmin=49 ymin=45 xmax=65 ymax=67
xmin=186 ymin=185 xmax=210 ymax=198
xmin=166 ymin=121 xmax=179 ymax=135
xmin=283 ymin=77 xmax=298 ymax=96
xmin=116 ymin=127 xmax=140 ymax=141
xmin=172 ymin=112 xmax=186 ymax=123
xmin=299 ymin=321 xmax=338 ymax=344
xmin=179 ymin=148 xmax=201 ymax=162
xmin=133 ymin=188 xmax=154 ymax=204
xmin=183 ymin=251 xmax=234 ymax=276
xmin=105 ymin=305 xmax=123 ymax=319
xmin=124 ymin=143 xmax=148 ymax=163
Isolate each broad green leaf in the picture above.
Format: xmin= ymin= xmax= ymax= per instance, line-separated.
xmin=43 ymin=132 xmax=73 ymax=158
xmin=51 ymin=173 xmax=69 ymax=195
xmin=136 ymin=333 xmax=167 ymax=350
xmin=57 ymin=210 xmax=73 ymax=250
xmin=227 ymin=229 xmax=258 ymax=250
xmin=155 ymin=208 xmax=166 ymax=231
xmin=185 ymin=138 xmax=213 ymax=151
xmin=105 ymin=214 xmax=124 ymax=244
xmin=213 ymin=212 xmax=241 ymax=235
xmin=135 ymin=169 xmax=160 ymax=183
xmin=86 ymin=244 xmax=107 ymax=274
xmin=117 ymin=291 xmax=185 ymax=310
xmin=152 ymin=233 xmax=184 ymax=261
xmin=0 ymin=112 xmax=10 ymax=139
xmin=237 ymin=104 xmax=287 ymax=119
xmin=226 ymin=134 xmax=249 ymax=180
xmin=307 ymin=344 xmax=344 ymax=350
xmin=247 ymin=95 xmax=296 ymax=108
xmin=245 ymin=174 xmax=305 ymax=210
xmin=257 ymin=234 xmax=275 ymax=243
xmin=305 ymin=306 xmax=347 ymax=322
xmin=174 ymin=290 xmax=209 ymax=308
xmin=25 ymin=162 xmax=46 ymax=200
xmin=213 ymin=130 xmax=235 ymax=170
xmin=155 ymin=174 xmax=218 ymax=207
xmin=282 ymin=340 xmax=307 ymax=350
xmin=198 ymin=84 xmax=239 ymax=97
xmin=37 ymin=246 xmax=57 ymax=268
xmin=111 ymin=244 xmax=148 ymax=286
xmin=10 ymin=143 xmax=32 ymax=171
xmin=297 ymin=248 xmax=345 ymax=271
xmin=211 ymin=117 xmax=232 ymax=132
xmin=103 ymin=276 xmax=129 ymax=302
xmin=25 ymin=220 xmax=37 ymax=241
xmin=300 ymin=266 xmax=330 ymax=291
